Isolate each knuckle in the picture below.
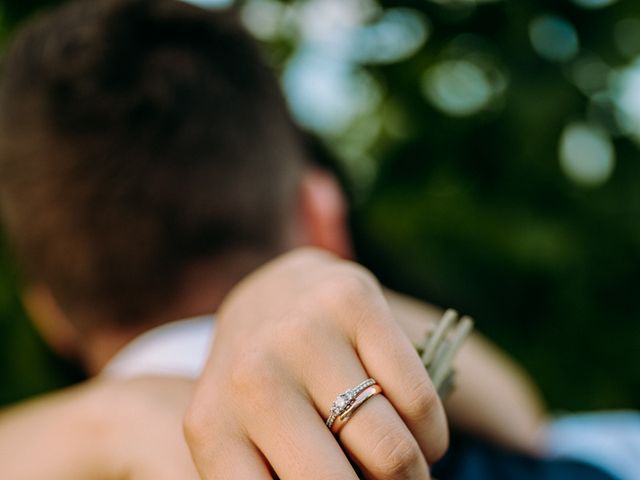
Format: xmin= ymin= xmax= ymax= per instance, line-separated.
xmin=426 ymin=424 xmax=450 ymax=464
xmin=183 ymin=402 xmax=210 ymax=445
xmin=228 ymin=353 xmax=257 ymax=393
xmin=307 ymin=264 xmax=380 ymax=313
xmin=227 ymin=348 xmax=289 ymax=417
xmin=404 ymin=378 xmax=449 ymax=463
xmin=405 ymin=376 xmax=439 ymax=421
xmin=276 ymin=313 xmax=316 ymax=346
xmin=370 ymin=427 xmax=422 ymax=479
xmin=183 ymin=406 xmax=230 ymax=478
xmin=332 ymin=264 xmax=379 ymax=296
xmin=264 ymin=313 xmax=320 ymax=362
xmin=228 ymin=349 xmax=274 ymax=396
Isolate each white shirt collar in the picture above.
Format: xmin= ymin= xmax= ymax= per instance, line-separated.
xmin=101 ymin=315 xmax=215 ymax=379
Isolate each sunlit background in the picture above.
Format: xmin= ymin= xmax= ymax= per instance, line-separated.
xmin=1 ymin=0 xmax=639 ymax=410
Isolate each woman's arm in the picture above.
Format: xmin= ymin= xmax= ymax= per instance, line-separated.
xmin=385 ymin=289 xmax=549 ymax=454
xmin=185 ymin=248 xmax=448 ymax=479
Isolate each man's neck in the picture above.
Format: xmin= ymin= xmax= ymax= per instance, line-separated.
xmin=81 ymin=259 xmax=249 ymax=374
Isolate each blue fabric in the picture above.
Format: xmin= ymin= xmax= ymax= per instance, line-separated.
xmin=546 ymin=411 xmax=640 ymax=480
xmin=431 ymin=431 xmax=617 ymax=480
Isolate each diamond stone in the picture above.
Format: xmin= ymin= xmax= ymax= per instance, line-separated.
xmin=331 ymin=392 xmax=354 ymax=414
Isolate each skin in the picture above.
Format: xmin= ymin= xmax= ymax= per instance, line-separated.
xmin=0 ymin=377 xmax=198 ymax=480
xmin=185 ymin=248 xmax=448 ymax=479
xmin=386 ymin=289 xmax=547 ymax=453
xmin=0 ymin=169 xmax=548 ymax=479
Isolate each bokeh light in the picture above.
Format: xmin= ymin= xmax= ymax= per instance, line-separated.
xmin=182 ymin=0 xmax=234 ymax=8
xmin=282 ymin=51 xmax=382 ymax=135
xmin=559 ymin=122 xmax=615 ymax=186
xmin=426 ymin=0 xmax=503 ymax=4
xmin=350 ymin=8 xmax=429 ymax=64
xmin=422 ymin=59 xmax=506 ymax=117
xmin=610 ymin=59 xmax=640 ymax=143
xmin=614 ymin=18 xmax=640 ymax=59
xmin=4 ymin=0 xmax=640 ymax=414
xmin=529 ymin=15 xmax=579 ymax=63
xmin=241 ymin=0 xmax=286 ymax=40
xmin=570 ymin=0 xmax=619 ymax=8
xmin=570 ymin=54 xmax=610 ymax=95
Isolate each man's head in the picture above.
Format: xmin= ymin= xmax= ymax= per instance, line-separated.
xmin=0 ymin=0 xmax=326 ymax=339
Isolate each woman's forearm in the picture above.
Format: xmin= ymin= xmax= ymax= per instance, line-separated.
xmin=384 ymin=289 xmax=549 ymax=454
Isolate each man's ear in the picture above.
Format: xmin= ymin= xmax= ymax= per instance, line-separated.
xmin=22 ymin=285 xmax=80 ymax=360
xmin=298 ymin=168 xmax=353 ymax=259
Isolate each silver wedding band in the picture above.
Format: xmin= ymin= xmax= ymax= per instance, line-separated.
xmin=325 ymin=378 xmax=379 ymax=431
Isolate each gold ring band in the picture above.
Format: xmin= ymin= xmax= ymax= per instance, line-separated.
xmin=330 ymin=384 xmax=382 ymax=434
xmin=326 ymin=378 xmax=377 ymax=430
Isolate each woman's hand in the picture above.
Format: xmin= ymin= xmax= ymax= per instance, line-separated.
xmin=184 ymin=248 xmax=448 ymax=479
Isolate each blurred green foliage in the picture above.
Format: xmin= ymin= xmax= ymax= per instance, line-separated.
xmin=0 ymin=0 xmax=638 ymax=412
xmin=349 ymin=0 xmax=640 ymax=410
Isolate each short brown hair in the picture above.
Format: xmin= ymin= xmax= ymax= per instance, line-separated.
xmin=0 ymin=0 xmax=305 ymax=327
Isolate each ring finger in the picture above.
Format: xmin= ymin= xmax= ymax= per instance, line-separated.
xmin=308 ymin=345 xmax=431 ymax=480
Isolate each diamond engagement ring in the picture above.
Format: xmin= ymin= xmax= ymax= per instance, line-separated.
xmin=330 ymin=384 xmax=382 ymax=434
xmin=326 ymin=378 xmax=377 ymax=430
